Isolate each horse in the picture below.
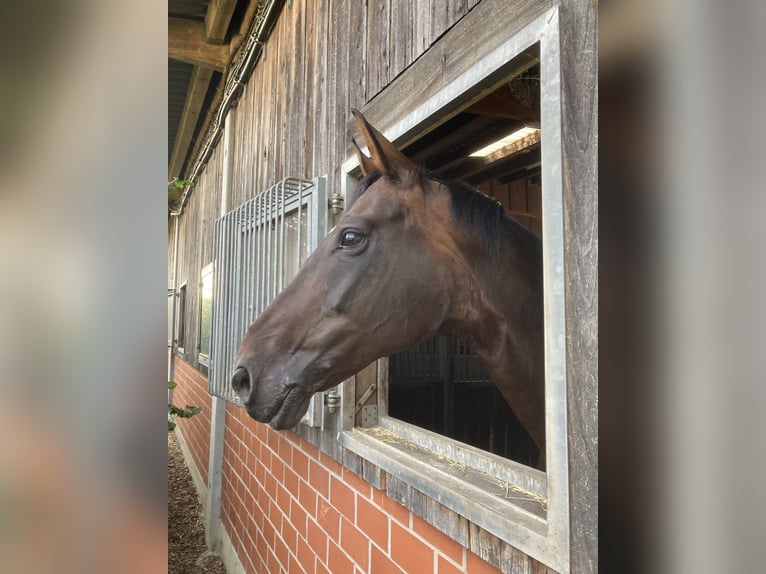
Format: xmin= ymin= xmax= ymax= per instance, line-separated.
xmin=232 ymin=109 xmax=545 ymax=461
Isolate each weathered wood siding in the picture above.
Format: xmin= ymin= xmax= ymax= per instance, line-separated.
xmin=174 ymin=141 xmax=224 ymax=368
xmin=221 ymin=0 xmax=478 ymax=212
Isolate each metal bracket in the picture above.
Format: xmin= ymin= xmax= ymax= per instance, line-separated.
xmin=325 ymin=388 xmax=340 ymax=413
xmin=355 ymin=383 xmax=377 ymax=414
xmin=361 ymin=405 xmax=378 ymax=428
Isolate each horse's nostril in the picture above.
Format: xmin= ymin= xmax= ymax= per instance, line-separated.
xmin=231 ymin=366 xmax=251 ymax=396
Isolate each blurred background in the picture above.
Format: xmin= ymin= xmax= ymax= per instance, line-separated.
xmin=0 ymin=0 xmax=765 ymax=572
xmin=600 ymin=0 xmax=766 ymax=572
xmin=0 ymin=1 xmax=167 ymax=572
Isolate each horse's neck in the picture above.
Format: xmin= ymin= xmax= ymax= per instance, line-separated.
xmin=445 ymin=222 xmax=546 ymax=451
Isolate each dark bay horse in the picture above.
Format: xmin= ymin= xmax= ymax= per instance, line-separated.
xmin=232 ymin=110 xmax=545 ymax=458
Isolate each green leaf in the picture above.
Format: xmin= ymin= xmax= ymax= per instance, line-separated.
xmin=168 ymin=380 xmax=177 ymax=389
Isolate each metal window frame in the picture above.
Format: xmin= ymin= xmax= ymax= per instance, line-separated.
xmin=337 ymin=7 xmax=570 ymax=573
xmin=198 ymin=262 xmax=215 ymax=367
xmin=208 ymin=177 xmax=329 ymax=427
xmin=177 ymin=282 xmax=187 ymax=355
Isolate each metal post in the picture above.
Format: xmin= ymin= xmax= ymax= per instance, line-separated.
xmin=206 ymin=111 xmax=234 ymax=552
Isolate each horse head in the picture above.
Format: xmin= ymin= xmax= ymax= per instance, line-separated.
xmin=231 ymin=110 xmax=472 ymax=429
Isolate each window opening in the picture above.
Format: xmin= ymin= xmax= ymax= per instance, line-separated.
xmin=388 ymin=61 xmax=543 ymax=466
xmin=198 ymin=263 xmax=214 ymax=366
xmin=177 ymin=283 xmax=187 ymax=353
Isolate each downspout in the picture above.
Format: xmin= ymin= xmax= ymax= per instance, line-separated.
xmin=175 ymin=0 xmax=284 ymax=212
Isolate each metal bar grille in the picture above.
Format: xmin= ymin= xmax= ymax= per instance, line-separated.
xmin=209 ymin=178 xmax=327 ymax=418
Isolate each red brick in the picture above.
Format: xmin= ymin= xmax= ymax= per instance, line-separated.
xmin=278 ymin=435 xmax=293 ymax=465
xmin=293 ymin=449 xmax=310 ymax=480
xmin=390 ymin=522 xmax=435 ymax=574
xmin=307 ymin=517 xmax=328 ymax=563
xmin=267 ymin=548 xmax=280 ymax=574
xmin=412 ymin=514 xmax=464 ymax=565
xmin=317 ymin=498 xmax=341 ymax=541
xmin=288 ymin=553 xmax=307 ymax=574
xmin=370 ymin=544 xmax=406 ymax=574
xmin=290 ymin=498 xmax=308 ymax=535
xmin=319 ymin=451 xmax=343 ymax=476
xmin=275 ymin=535 xmax=290 ymax=570
xmin=264 ymin=471 xmax=278 ymax=500
xmin=284 ymin=467 xmax=300 ymax=499
xmin=327 ymin=541 xmax=355 ymax=574
xmin=340 ymin=517 xmax=369 ymax=570
xmin=310 ymin=459 xmax=330 ymax=500
xmin=330 ymin=475 xmax=356 ymax=520
xmin=438 ymin=555 xmax=465 ymax=574
xmin=342 ymin=466 xmax=372 ymax=498
xmin=300 ymin=438 xmax=320 ymax=460
xmin=299 ymin=479 xmax=317 ymax=515
xmin=272 ymin=456 xmax=286 ymax=482
xmin=296 ymin=536 xmax=315 ymax=574
xmin=315 ymin=558 xmax=331 ymax=574
xmin=277 ymin=484 xmax=292 ymax=515
xmin=356 ymin=496 xmax=389 ymax=551
xmin=466 ymin=550 xmax=503 ymax=574
xmin=266 ymin=426 xmax=280 ymax=453
xmin=282 ymin=517 xmax=298 ymax=551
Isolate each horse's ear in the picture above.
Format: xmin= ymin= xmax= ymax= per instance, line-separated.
xmin=351 ymin=138 xmax=376 ymax=177
xmin=351 ymin=108 xmax=413 ymax=178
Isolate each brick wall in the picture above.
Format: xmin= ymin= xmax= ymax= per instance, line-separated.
xmin=220 ymin=404 xmax=505 ymax=574
xmin=172 ymin=358 xmax=214 ymax=485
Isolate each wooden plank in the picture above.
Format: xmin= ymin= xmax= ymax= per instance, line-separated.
xmin=414 ymin=0 xmax=431 ymax=56
xmin=285 ymin=0 xmax=307 ymax=177
xmin=311 ymin=0 xmax=329 ymax=178
xmin=169 ymin=17 xmax=230 ymax=71
xmin=447 ymin=0 xmax=470 ymax=28
xmin=557 ymin=0 xmax=598 ymax=572
xmin=346 ymin=0 xmax=367 ymax=110
xmin=169 ymin=65 xmax=214 ymax=179
xmin=389 ymin=0 xmax=411 ymax=80
xmin=204 ymin=0 xmax=238 ymax=44
xmin=303 ymin=0 xmax=317 ymax=177
xmin=271 ymin=2 xmax=286 ymax=183
xmin=365 ymin=0 xmax=390 ymax=100
xmin=430 ymin=0 xmax=451 ymax=44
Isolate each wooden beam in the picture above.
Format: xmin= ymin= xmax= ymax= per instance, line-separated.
xmin=168 ymin=65 xmax=214 ymax=180
xmin=464 ymin=85 xmax=540 ymax=122
xmin=204 ymin=0 xmax=239 ymax=44
xmin=169 ymin=17 xmax=230 ymax=71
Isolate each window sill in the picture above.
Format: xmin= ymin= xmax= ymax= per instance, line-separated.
xmin=338 ymin=416 xmax=552 ymax=562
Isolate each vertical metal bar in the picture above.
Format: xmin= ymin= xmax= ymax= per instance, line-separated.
xmin=296 ymin=180 xmax=303 ymax=267
xmin=255 ymin=191 xmax=263 ymax=315
xmin=259 ymin=189 xmax=267 ymax=314
xmin=222 ymin=213 xmax=232 ymax=398
xmin=279 ymin=179 xmax=286 ymax=292
xmin=250 ymin=198 xmax=257 ymax=318
xmin=268 ymin=183 xmax=280 ymax=305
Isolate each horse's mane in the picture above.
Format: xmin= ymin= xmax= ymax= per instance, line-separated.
xmin=423 ymin=169 xmax=540 ymax=256
xmin=351 ymin=167 xmax=539 ymax=257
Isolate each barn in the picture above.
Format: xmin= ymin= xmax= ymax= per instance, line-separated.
xmin=167 ymin=0 xmax=596 ymax=573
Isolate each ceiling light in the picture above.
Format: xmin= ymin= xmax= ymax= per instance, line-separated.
xmin=469 ymin=126 xmax=540 ymax=158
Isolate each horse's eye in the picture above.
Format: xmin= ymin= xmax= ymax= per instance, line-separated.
xmin=339 ymin=230 xmax=365 ymax=249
